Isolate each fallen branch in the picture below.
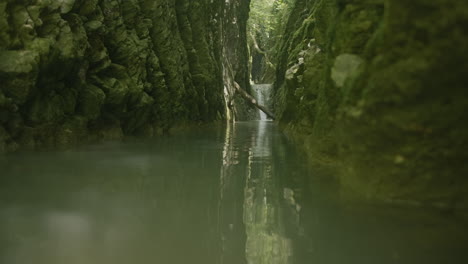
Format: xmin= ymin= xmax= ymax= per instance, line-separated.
xmin=233 ymin=82 xmax=275 ymax=120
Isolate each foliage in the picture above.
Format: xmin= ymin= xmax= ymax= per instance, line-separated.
xmin=248 ymin=0 xmax=294 ymax=82
xmin=248 ymin=0 xmax=293 ymax=48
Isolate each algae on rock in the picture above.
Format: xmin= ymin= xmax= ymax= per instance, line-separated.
xmin=273 ymin=0 xmax=468 ymax=207
xmin=0 ymin=0 xmax=250 ymax=150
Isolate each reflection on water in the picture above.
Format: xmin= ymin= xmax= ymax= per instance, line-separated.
xmin=0 ymin=129 xmax=225 ymax=264
xmin=242 ymin=121 xmax=292 ymax=263
xmin=0 ymin=121 xmax=467 ymax=264
xmin=218 ymin=121 xmax=293 ymax=264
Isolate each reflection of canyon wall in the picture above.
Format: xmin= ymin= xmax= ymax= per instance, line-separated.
xmin=0 ymin=135 xmax=224 ymax=264
xmin=218 ymin=122 xmax=248 ymax=264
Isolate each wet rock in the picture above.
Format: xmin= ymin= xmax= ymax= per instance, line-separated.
xmin=59 ymin=0 xmax=76 ymax=14
xmin=84 ymin=20 xmax=102 ymax=31
xmin=0 ymin=50 xmax=39 ymax=104
xmin=331 ymin=54 xmax=363 ymax=88
xmin=274 ymin=0 xmax=468 ymax=207
xmin=0 ymin=125 xmax=8 ymax=153
xmin=77 ymin=85 xmax=106 ymax=120
xmin=0 ymin=0 xmax=245 ymax=152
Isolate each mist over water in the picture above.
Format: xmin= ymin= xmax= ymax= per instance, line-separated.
xmin=1 ymin=122 xmax=467 ymax=264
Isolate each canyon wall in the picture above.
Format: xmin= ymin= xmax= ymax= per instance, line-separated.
xmin=221 ymin=0 xmax=257 ymax=121
xmin=0 ymin=0 xmax=252 ymax=151
xmin=274 ymin=0 xmax=468 ymax=207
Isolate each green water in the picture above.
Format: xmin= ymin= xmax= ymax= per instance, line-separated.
xmin=0 ymin=121 xmax=467 ymax=264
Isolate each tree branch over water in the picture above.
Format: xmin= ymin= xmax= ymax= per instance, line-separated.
xmin=234 ymin=82 xmax=275 ymax=120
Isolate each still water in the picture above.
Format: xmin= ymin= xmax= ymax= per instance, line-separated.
xmin=0 ymin=121 xmax=467 ymax=264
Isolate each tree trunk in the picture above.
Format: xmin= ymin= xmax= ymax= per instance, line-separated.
xmin=233 ymin=82 xmax=275 ymax=120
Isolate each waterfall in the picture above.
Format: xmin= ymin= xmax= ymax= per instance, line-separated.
xmin=252 ymin=84 xmax=272 ymax=121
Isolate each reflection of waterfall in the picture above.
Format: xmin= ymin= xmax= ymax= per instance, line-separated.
xmin=252 ymin=84 xmax=272 ymax=121
xmin=251 ymin=121 xmax=269 ymax=158
xmin=243 ymin=122 xmax=292 ymax=264
xmin=218 ymin=120 xmax=294 ymax=264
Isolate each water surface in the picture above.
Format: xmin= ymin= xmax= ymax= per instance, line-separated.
xmin=0 ymin=121 xmax=467 ymax=264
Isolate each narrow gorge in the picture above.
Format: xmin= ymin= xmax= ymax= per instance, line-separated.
xmin=1 ymin=0 xmax=467 ymax=263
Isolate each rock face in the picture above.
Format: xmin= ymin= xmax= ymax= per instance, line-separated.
xmin=0 ymin=0 xmax=251 ymax=151
xmin=274 ymin=0 xmax=468 ymax=207
xmin=221 ymin=0 xmax=257 ymax=121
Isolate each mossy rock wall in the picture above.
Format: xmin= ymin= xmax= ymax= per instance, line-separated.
xmin=274 ymin=0 xmax=468 ymax=207
xmin=0 ymin=0 xmax=245 ymax=151
xmin=221 ymin=0 xmax=257 ymax=121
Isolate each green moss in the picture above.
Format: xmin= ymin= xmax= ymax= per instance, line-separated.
xmin=0 ymin=125 xmax=9 ymax=152
xmin=0 ymin=0 xmax=243 ymax=152
xmin=274 ymin=0 xmax=468 ymax=207
xmin=55 ymin=116 xmax=88 ymax=149
xmin=0 ymin=51 xmax=39 ymax=102
xmin=27 ymin=93 xmax=66 ymax=123
xmin=77 ymin=85 xmax=105 ymax=119
xmin=0 ymin=2 xmax=9 ymax=47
